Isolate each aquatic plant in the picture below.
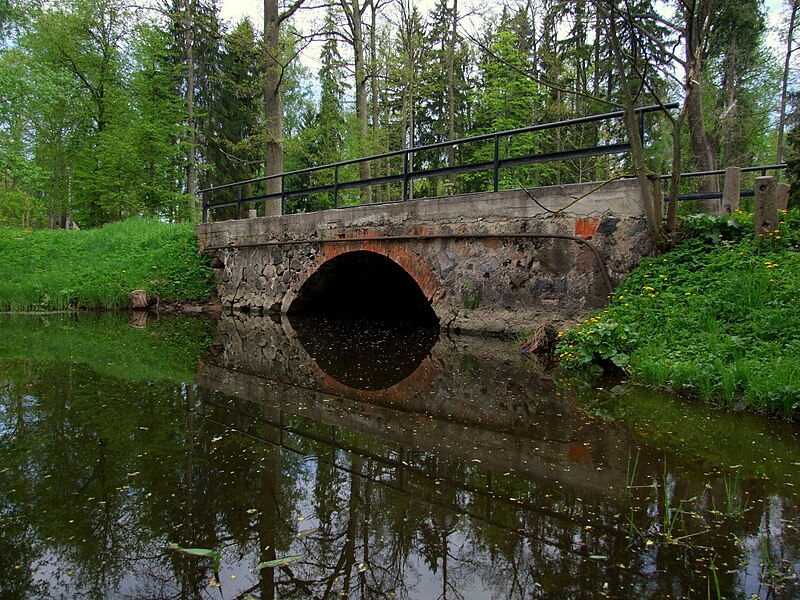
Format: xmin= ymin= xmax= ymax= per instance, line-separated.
xmin=169 ymin=543 xmax=304 ymax=588
xmin=722 ymin=469 xmax=749 ymax=518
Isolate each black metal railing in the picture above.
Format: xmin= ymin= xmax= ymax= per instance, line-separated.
xmin=662 ymin=165 xmax=787 ymax=202
xmin=200 ymin=103 xmax=678 ymax=222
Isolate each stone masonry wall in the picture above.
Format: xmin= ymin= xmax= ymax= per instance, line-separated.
xmin=196 ymin=180 xmax=655 ymax=334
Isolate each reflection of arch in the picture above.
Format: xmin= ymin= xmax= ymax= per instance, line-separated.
xmin=282 ymin=241 xmax=442 ymax=316
xmin=280 ymin=313 xmax=440 ymax=404
xmin=312 ymin=355 xmax=438 ymax=405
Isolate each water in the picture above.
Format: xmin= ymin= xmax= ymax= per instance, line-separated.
xmin=1 ymin=312 xmax=798 ymax=599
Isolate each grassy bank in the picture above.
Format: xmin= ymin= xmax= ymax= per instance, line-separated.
xmin=0 ymin=218 xmax=214 ymax=311
xmin=557 ymin=209 xmax=800 ymax=416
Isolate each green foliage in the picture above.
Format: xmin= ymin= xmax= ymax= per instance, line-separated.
xmin=169 ymin=544 xmax=223 ymax=585
xmin=680 ymin=211 xmax=753 ymax=244
xmin=557 ymin=209 xmax=800 ymax=415
xmin=0 ymin=218 xmax=214 ymax=311
xmin=557 ymin=317 xmax=636 ymax=369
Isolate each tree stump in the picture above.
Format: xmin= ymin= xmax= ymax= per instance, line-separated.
xmin=129 ymin=290 xmax=149 ymax=310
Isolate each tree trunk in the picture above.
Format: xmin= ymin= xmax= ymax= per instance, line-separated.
xmin=667 ymin=109 xmax=687 ymax=232
xmin=342 ymin=0 xmax=371 ymax=202
xmin=446 ymin=0 xmax=457 ymax=167
xmin=605 ymin=7 xmax=663 ymax=242
xmin=184 ymin=0 xmax=199 ymax=222
xmin=777 ymin=1 xmax=798 ymax=164
xmin=721 ymin=35 xmax=737 ymax=168
xmin=264 ymin=0 xmax=284 ymax=216
xmin=370 ymin=2 xmax=382 ymax=202
xmin=685 ymin=3 xmax=719 ymax=211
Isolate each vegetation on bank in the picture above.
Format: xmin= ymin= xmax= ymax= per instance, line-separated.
xmin=0 ymin=218 xmax=214 ymax=311
xmin=557 ymin=209 xmax=800 ymax=416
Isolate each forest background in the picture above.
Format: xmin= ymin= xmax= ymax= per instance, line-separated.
xmin=0 ymin=0 xmax=797 ymax=230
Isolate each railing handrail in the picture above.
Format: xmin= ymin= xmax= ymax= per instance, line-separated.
xmin=198 ymin=103 xmax=677 ymax=195
xmin=660 ymin=165 xmax=787 ymax=179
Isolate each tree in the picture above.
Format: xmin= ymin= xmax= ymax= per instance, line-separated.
xmin=381 ymin=0 xmax=428 ymax=198
xmin=169 ymin=0 xmax=223 ymax=220
xmin=263 ymin=0 xmax=308 ymax=215
xmin=287 ymin=9 xmax=347 ymax=212
xmin=596 ymin=0 xmax=672 ymax=240
xmin=778 ymin=0 xmax=800 ymax=163
xmin=313 ymin=11 xmax=348 ymax=167
xmin=25 ymin=0 xmax=131 ymax=226
xmin=208 ymin=18 xmax=264 ymax=195
xmin=418 ymin=0 xmax=470 ymax=192
xmin=129 ymin=23 xmax=190 ymax=221
xmin=339 ymin=0 xmax=372 ymax=201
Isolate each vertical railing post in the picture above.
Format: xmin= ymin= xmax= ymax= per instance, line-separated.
xmin=280 ymin=175 xmax=286 ymax=214
xmin=493 ymin=134 xmax=500 ymax=192
xmin=638 ymin=109 xmax=646 ymax=144
xmin=236 ymin=184 xmax=242 ymax=219
xmin=201 ymin=189 xmax=208 ymax=223
xmin=334 ymin=164 xmax=340 ymax=208
xmin=402 ymin=149 xmax=409 ymax=201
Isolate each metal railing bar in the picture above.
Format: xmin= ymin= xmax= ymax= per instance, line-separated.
xmin=660 ymin=164 xmax=786 ymax=180
xmin=676 ymin=190 xmax=756 ymax=202
xmin=498 ymin=143 xmax=632 ymax=169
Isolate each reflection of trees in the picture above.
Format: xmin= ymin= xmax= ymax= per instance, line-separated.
xmin=2 ymin=331 xmax=800 ymax=599
xmin=0 ymin=361 xmax=202 ymax=598
xmin=202 ymin=387 xmax=800 ymax=599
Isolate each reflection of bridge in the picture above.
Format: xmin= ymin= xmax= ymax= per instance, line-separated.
xmin=196 ymin=314 xmax=653 ymax=501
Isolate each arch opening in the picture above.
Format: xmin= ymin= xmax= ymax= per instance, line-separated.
xmin=288 ymin=250 xmax=439 ymax=324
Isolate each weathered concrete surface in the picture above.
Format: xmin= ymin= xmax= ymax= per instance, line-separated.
xmin=196 ymin=181 xmax=654 ymax=334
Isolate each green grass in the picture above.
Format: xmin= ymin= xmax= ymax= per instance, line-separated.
xmin=557 ymin=209 xmax=800 ymax=416
xmin=0 ymin=218 xmax=214 ymax=311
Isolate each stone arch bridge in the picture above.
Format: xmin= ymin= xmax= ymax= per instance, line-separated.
xmin=195 ymin=180 xmax=653 ymax=334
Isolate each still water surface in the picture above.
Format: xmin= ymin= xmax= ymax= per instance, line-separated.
xmin=0 ymin=312 xmax=798 ymax=599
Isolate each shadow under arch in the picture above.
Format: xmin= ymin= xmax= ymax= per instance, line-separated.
xmin=287 ymin=249 xmax=439 ymax=323
xmin=289 ymin=315 xmax=439 ymax=391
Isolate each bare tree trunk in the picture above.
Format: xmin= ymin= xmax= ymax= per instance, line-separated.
xmin=184 ymin=0 xmax=199 ymax=222
xmin=342 ymin=0 xmax=371 ymax=202
xmin=777 ymin=0 xmax=798 ymax=164
xmin=721 ymin=35 xmax=737 ymax=168
xmin=446 ymin=0 xmax=457 ymax=166
xmin=667 ymin=109 xmax=688 ymax=232
xmin=685 ymin=2 xmax=719 ymax=212
xmin=264 ymin=0 xmax=284 ymax=216
xmin=605 ymin=7 xmax=663 ymax=242
xmin=370 ymin=2 xmax=382 ymax=202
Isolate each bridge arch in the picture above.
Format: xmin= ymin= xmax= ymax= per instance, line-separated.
xmin=283 ymin=241 xmax=441 ymax=322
